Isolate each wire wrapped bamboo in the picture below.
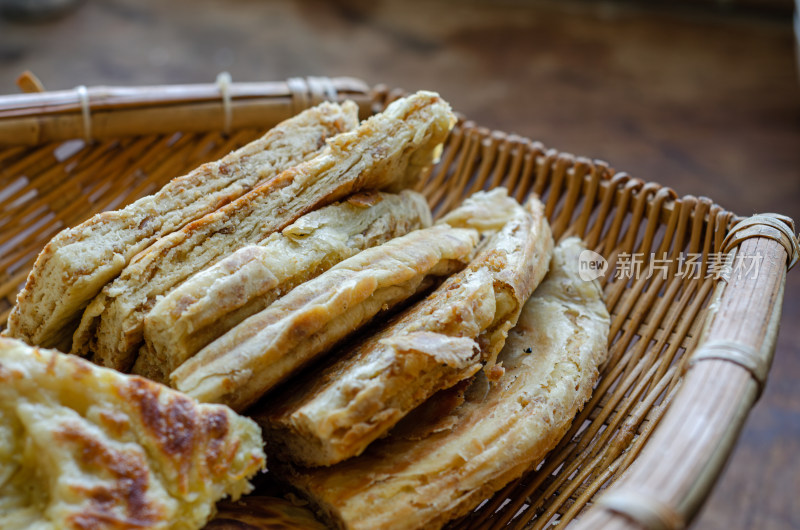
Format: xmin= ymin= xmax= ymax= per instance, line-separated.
xmin=0 ymin=76 xmax=796 ymax=529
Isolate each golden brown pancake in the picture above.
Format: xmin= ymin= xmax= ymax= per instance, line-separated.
xmin=0 ymin=337 xmax=265 ymax=530
xmin=263 ymin=194 xmax=553 ymax=467
xmin=273 ymin=237 xmax=609 ymax=530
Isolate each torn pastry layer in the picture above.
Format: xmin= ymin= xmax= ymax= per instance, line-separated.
xmin=262 ymin=192 xmax=553 ymax=467
xmin=0 ymin=337 xmax=265 ymax=530
xmin=274 ymin=237 xmax=610 ymax=530
xmin=137 ymin=190 xmax=432 ymax=383
xmin=71 ymin=91 xmax=456 ymax=371
xmin=5 ymin=101 xmax=357 ymax=351
xmin=208 ymin=496 xmax=326 ymax=530
xmin=172 ymin=223 xmax=480 ymax=412
xmin=436 ymin=187 xmax=525 ymax=234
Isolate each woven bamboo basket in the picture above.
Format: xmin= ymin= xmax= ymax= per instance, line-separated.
xmin=0 ymin=74 xmax=797 ymax=530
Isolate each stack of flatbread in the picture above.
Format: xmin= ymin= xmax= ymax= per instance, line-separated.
xmin=267 ymin=237 xmax=610 ymax=529
xmin=2 ymin=90 xmax=610 ymax=530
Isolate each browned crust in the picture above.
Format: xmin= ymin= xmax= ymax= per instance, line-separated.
xmin=136 ymin=190 xmax=431 ymax=383
xmin=55 ymin=423 xmax=163 ymax=529
xmin=263 ymin=195 xmax=553 ymax=467
xmin=273 ymin=238 xmax=610 ymax=530
xmin=72 ymin=91 xmax=455 ymax=372
xmin=0 ymin=337 xmax=265 ymax=529
xmin=6 ymin=101 xmax=357 ymax=350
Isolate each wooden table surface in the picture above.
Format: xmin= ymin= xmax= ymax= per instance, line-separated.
xmin=1 ymin=1 xmax=798 ymax=528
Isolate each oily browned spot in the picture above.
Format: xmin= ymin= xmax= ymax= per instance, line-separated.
xmin=0 ymin=362 xmax=23 ymax=381
xmin=203 ymin=408 xmax=230 ymax=477
xmin=56 ymin=423 xmax=162 ymax=528
xmin=122 ymin=377 xmax=198 ymax=491
xmin=96 ymin=408 xmax=132 ymax=439
xmin=347 ymin=190 xmax=383 ymax=207
xmin=486 ymin=363 xmax=506 ymax=382
xmin=474 ymin=249 xmax=508 ymax=273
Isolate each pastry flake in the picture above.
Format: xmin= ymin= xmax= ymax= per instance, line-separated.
xmin=0 ymin=337 xmax=265 ymax=530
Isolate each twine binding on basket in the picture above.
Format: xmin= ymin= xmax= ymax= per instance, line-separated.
xmin=721 ymin=213 xmax=799 ymax=271
xmin=287 ymin=77 xmax=309 ymax=115
xmin=685 ymin=213 xmax=795 ymax=399
xmin=689 ymin=340 xmax=768 ymax=394
xmin=76 ymin=84 xmax=92 ymax=142
xmin=287 ymin=76 xmax=339 ymax=115
xmin=215 ymin=72 xmax=233 ymax=135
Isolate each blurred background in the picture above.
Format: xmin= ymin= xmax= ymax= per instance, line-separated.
xmin=1 ymin=0 xmax=798 ymax=528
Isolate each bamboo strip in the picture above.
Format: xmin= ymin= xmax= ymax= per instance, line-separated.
xmin=15 ymin=71 xmax=46 ymax=94
xmin=512 ymin=142 xmax=543 ymax=204
xmin=487 ymin=132 xmax=514 ymax=191
xmin=586 ymin=173 xmax=629 ymax=251
xmin=0 ymin=78 xmax=371 ymax=146
xmin=0 ymin=77 xmax=369 ymax=117
xmin=500 ymin=137 xmax=529 ymax=200
xmin=0 ymin=140 xmax=136 ymax=239
xmin=0 ymin=144 xmax=59 ymax=194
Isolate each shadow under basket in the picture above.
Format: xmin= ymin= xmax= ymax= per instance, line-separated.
xmin=0 ymin=75 xmax=797 ymax=530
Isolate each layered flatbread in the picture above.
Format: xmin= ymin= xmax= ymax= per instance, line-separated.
xmin=273 ymin=237 xmax=610 ymax=530
xmin=5 ymin=101 xmax=357 ymax=351
xmin=172 ymin=223 xmax=480 ymax=412
xmin=263 ymin=194 xmax=553 ymax=467
xmin=0 ymin=337 xmax=265 ymax=530
xmin=72 ymin=91 xmax=456 ymax=371
xmin=136 ymin=190 xmax=431 ymax=383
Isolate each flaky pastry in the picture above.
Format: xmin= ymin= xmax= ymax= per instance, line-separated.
xmin=263 ymin=191 xmax=553 ymax=467
xmin=274 ymin=237 xmax=610 ymax=530
xmin=136 ymin=190 xmax=431 ymax=383
xmin=71 ymin=91 xmax=455 ymax=371
xmin=172 ymin=223 xmax=479 ymax=411
xmin=0 ymin=337 xmax=265 ymax=530
xmin=5 ymin=102 xmax=356 ymax=351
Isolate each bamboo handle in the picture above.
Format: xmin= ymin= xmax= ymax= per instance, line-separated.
xmin=573 ymin=214 xmax=798 ymax=530
xmin=0 ymin=76 xmax=373 ymax=146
